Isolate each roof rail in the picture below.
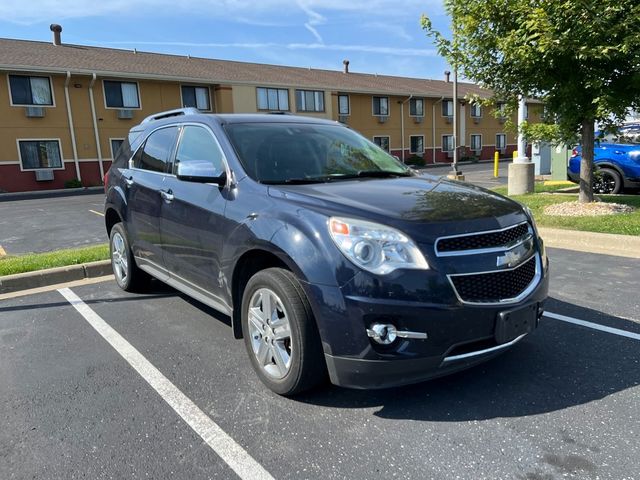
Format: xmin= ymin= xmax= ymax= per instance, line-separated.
xmin=141 ymin=107 xmax=200 ymax=124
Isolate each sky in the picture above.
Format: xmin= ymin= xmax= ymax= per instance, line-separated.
xmin=0 ymin=0 xmax=453 ymax=80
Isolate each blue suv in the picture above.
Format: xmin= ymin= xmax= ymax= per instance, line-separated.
xmin=104 ymin=108 xmax=548 ymax=395
xmin=568 ymin=123 xmax=640 ymax=194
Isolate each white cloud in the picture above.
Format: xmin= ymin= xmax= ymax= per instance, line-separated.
xmin=0 ymin=0 xmax=441 ymax=25
xmin=94 ymin=40 xmax=437 ymax=58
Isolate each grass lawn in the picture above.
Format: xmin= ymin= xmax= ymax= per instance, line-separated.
xmin=492 ymin=187 xmax=640 ymax=236
xmin=0 ymin=244 xmax=109 ymax=276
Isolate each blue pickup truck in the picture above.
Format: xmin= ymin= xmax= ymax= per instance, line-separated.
xmin=568 ymin=123 xmax=640 ymax=194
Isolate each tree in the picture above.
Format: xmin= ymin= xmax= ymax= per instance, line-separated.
xmin=422 ymin=0 xmax=640 ymax=202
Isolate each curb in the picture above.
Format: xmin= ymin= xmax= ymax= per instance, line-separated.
xmin=0 ymin=260 xmax=111 ymax=294
xmin=0 ymin=186 xmax=104 ymax=203
xmin=538 ymin=227 xmax=640 ymax=259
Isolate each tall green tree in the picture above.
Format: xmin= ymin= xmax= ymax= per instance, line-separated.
xmin=422 ymin=0 xmax=640 ymax=202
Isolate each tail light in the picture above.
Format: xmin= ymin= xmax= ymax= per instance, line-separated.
xmin=103 ymin=171 xmax=109 ymax=193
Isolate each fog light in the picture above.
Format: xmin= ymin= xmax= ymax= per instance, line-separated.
xmin=367 ymin=323 xmax=398 ymax=345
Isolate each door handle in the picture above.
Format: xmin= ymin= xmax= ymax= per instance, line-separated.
xmin=124 ymin=176 xmax=134 ymax=187
xmin=160 ymin=189 xmax=174 ymax=202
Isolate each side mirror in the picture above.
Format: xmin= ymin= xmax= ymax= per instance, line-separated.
xmin=176 ymin=160 xmax=227 ymax=186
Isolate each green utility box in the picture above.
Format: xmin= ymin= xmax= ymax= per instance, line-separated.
xmin=550 ymin=144 xmax=571 ymax=181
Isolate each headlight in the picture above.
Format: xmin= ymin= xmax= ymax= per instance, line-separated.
xmin=328 ymin=217 xmax=429 ymax=275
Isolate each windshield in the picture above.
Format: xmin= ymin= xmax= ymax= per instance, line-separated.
xmin=224 ymin=122 xmax=411 ymax=184
xmin=601 ymin=125 xmax=640 ymax=145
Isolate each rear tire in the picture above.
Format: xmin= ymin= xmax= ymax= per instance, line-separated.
xmin=594 ymin=168 xmax=623 ymax=194
xmin=241 ymin=268 xmax=326 ymax=395
xmin=109 ymin=222 xmax=151 ymax=292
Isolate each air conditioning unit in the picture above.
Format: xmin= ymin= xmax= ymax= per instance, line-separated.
xmin=499 ymin=116 xmax=506 ymax=124
xmin=25 ymin=107 xmax=45 ymax=118
xmin=413 ymin=116 xmax=424 ymax=124
xmin=473 ymin=117 xmax=480 ymax=124
xmin=446 ymin=151 xmax=454 ymax=158
xmin=117 ymin=109 xmax=134 ymax=119
xmin=378 ymin=115 xmax=388 ymax=124
xmin=34 ymin=169 xmax=54 ymax=181
xmin=338 ymin=115 xmax=349 ymax=123
xmin=445 ymin=116 xmax=453 ymax=124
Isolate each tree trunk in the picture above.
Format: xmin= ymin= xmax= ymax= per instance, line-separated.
xmin=579 ymin=119 xmax=595 ymax=203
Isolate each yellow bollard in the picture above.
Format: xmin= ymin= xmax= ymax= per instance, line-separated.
xmin=513 ymin=150 xmax=518 ymax=160
xmin=494 ymin=151 xmax=499 ymax=178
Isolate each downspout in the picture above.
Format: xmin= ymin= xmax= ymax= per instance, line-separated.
xmin=399 ymin=95 xmax=413 ymax=163
xmin=433 ymin=97 xmax=445 ymax=164
xmin=64 ymin=71 xmax=81 ymax=182
xmin=88 ymin=73 xmax=105 ymax=181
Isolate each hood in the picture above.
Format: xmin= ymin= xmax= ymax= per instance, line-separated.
xmin=268 ymin=174 xmax=527 ymax=241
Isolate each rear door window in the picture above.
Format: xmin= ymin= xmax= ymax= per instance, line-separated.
xmin=136 ymin=126 xmax=179 ymax=173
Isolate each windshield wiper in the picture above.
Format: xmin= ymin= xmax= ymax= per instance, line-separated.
xmin=261 ymin=177 xmax=331 ymax=185
xmin=329 ymin=170 xmax=413 ymax=180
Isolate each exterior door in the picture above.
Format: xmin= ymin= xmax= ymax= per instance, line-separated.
xmin=160 ymin=124 xmax=229 ymax=307
xmin=127 ymin=126 xmax=179 ymax=274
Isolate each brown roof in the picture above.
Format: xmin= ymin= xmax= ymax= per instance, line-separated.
xmin=0 ymin=37 xmax=489 ymax=99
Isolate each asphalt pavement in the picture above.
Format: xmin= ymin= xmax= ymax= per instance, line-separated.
xmin=0 ymin=193 xmax=106 ymax=255
xmin=1 ymin=247 xmax=639 ymax=480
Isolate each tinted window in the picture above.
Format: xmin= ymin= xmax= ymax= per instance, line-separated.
xmin=225 ymin=123 xmax=408 ymax=183
xmin=137 ymin=127 xmax=178 ymax=173
xmin=175 ymin=126 xmax=224 ymax=173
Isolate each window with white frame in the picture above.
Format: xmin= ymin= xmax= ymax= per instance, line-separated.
xmin=18 ymin=140 xmax=62 ymax=170
xmin=410 ymin=135 xmax=424 ymax=154
xmin=470 ymin=103 xmax=482 ymax=118
xmin=496 ymin=133 xmax=507 ymax=150
xmin=181 ymin=85 xmax=211 ymax=111
xmin=496 ymin=102 xmax=506 ymax=117
xmin=524 ymin=104 xmax=529 ymax=119
xmin=9 ymin=75 xmax=53 ymax=106
xmin=410 ymin=98 xmax=424 ymax=117
xmin=442 ymin=135 xmax=454 ymax=152
xmin=110 ymin=139 xmax=125 ymax=159
xmin=256 ymin=87 xmax=289 ymax=111
xmin=373 ymin=136 xmax=390 ymax=152
xmin=372 ymin=96 xmax=389 ymax=116
xmin=470 ymin=134 xmax=482 ymax=151
xmin=442 ymin=100 xmax=454 ymax=117
xmin=296 ymin=90 xmax=325 ymax=112
xmin=338 ymin=94 xmax=350 ymax=115
xmin=104 ymin=80 xmax=140 ymax=108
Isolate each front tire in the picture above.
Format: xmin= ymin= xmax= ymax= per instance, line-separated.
xmin=594 ymin=168 xmax=622 ymax=194
xmin=241 ymin=268 xmax=326 ymax=395
xmin=109 ymin=222 xmax=150 ymax=292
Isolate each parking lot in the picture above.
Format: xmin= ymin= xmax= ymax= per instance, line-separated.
xmin=1 ymin=246 xmax=639 ymax=479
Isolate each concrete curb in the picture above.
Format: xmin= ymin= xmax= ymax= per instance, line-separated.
xmin=0 ymin=186 xmax=104 ymax=203
xmin=538 ymin=227 xmax=640 ymax=259
xmin=0 ymin=260 xmax=111 ymax=294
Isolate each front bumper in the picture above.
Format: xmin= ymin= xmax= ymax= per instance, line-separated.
xmin=303 ymin=255 xmax=549 ymax=390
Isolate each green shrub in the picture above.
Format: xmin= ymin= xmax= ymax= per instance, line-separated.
xmin=406 ymin=154 xmax=426 ymax=167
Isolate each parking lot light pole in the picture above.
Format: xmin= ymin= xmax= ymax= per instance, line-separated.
xmin=447 ymin=67 xmax=465 ymax=181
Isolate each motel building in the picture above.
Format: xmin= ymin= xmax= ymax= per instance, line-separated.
xmin=0 ymin=26 xmax=541 ymax=193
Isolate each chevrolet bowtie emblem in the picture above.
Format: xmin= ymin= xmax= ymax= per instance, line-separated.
xmin=497 ymin=249 xmax=524 ymax=268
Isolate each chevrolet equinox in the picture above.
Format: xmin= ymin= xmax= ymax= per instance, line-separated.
xmin=104 ymin=108 xmax=549 ymax=395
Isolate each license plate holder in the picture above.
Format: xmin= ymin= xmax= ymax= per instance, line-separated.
xmin=495 ymin=304 xmax=537 ymax=344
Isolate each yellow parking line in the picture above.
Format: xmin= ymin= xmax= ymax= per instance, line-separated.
xmin=0 ymin=245 xmax=6 ymax=256
xmin=89 ymin=209 xmax=105 ymax=217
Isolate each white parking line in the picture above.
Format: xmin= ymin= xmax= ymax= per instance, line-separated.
xmin=58 ymin=287 xmax=275 ymax=480
xmin=89 ymin=209 xmax=105 ymax=217
xmin=544 ymin=311 xmax=640 ymax=341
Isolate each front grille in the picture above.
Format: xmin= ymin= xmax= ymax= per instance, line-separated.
xmin=437 ymin=223 xmax=530 ymax=254
xmin=450 ymin=255 xmax=537 ymax=303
